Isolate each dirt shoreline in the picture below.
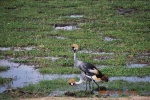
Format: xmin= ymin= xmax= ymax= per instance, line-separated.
xmin=21 ymin=96 xmax=150 ymax=100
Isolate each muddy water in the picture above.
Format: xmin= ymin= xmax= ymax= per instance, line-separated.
xmin=0 ymin=59 xmax=78 ymax=93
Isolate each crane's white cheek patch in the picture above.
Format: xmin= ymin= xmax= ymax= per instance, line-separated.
xmin=69 ymin=83 xmax=75 ymax=86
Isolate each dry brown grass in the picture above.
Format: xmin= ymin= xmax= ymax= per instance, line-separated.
xmin=21 ymin=96 xmax=150 ymax=100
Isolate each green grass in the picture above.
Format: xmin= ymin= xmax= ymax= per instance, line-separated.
xmin=101 ymin=66 xmax=150 ymax=77
xmin=0 ymin=0 xmax=150 ymax=98
xmin=0 ymin=77 xmax=12 ymax=85
xmin=23 ymin=79 xmax=68 ymax=95
xmin=39 ymin=67 xmax=80 ymax=74
xmin=0 ymin=79 xmax=68 ymax=99
xmin=39 ymin=66 xmax=150 ymax=77
xmin=107 ymin=80 xmax=150 ymax=95
xmin=0 ymin=66 xmax=10 ymax=72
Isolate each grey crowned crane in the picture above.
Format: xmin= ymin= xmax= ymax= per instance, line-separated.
xmin=71 ymin=44 xmax=108 ymax=91
xmin=68 ymin=72 xmax=93 ymax=90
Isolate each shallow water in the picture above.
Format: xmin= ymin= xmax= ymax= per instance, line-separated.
xmin=104 ymin=37 xmax=116 ymax=41
xmin=55 ymin=25 xmax=79 ymax=30
xmin=109 ymin=76 xmax=150 ymax=82
xmin=127 ymin=63 xmax=148 ymax=68
xmin=70 ymin=15 xmax=83 ymax=18
xmin=0 ymin=47 xmax=11 ymax=51
xmin=0 ymin=59 xmax=149 ymax=94
xmin=35 ymin=56 xmax=61 ymax=61
xmin=79 ymin=50 xmax=114 ymax=55
xmin=54 ymin=36 xmax=66 ymax=39
xmin=0 ymin=46 xmax=35 ymax=51
xmin=0 ymin=59 xmax=78 ymax=93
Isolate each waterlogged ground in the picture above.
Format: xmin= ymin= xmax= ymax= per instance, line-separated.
xmin=0 ymin=58 xmax=150 ymax=98
xmin=0 ymin=0 xmax=150 ymax=99
xmin=0 ymin=59 xmax=78 ymax=93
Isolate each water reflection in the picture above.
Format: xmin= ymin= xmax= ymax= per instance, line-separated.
xmin=70 ymin=15 xmax=83 ymax=18
xmin=55 ymin=25 xmax=79 ymax=30
xmin=0 ymin=46 xmax=35 ymax=51
xmin=0 ymin=60 xmax=77 ymax=93
xmin=127 ymin=63 xmax=148 ymax=68
xmin=109 ymin=76 xmax=150 ymax=82
xmin=78 ymin=50 xmax=114 ymax=55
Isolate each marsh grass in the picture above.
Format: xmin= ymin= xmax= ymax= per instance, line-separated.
xmin=23 ymin=79 xmax=68 ymax=95
xmin=107 ymin=80 xmax=150 ymax=95
xmin=39 ymin=66 xmax=150 ymax=77
xmin=0 ymin=79 xmax=68 ymax=99
xmin=0 ymin=0 xmax=150 ymax=98
xmin=0 ymin=66 xmax=10 ymax=72
xmin=101 ymin=66 xmax=150 ymax=77
xmin=0 ymin=77 xmax=12 ymax=85
xmin=39 ymin=67 xmax=80 ymax=74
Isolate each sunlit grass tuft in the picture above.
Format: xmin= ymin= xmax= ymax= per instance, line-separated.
xmin=0 ymin=77 xmax=12 ymax=85
xmin=0 ymin=66 xmax=10 ymax=72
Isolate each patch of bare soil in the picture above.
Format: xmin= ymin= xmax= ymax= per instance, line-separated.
xmin=21 ymin=96 xmax=150 ymax=100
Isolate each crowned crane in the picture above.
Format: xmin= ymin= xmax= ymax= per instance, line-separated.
xmin=68 ymin=72 xmax=92 ymax=89
xmin=68 ymin=70 xmax=108 ymax=91
xmin=71 ymin=44 xmax=108 ymax=91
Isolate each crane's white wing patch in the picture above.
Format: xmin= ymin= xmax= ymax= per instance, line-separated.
xmin=88 ymin=68 xmax=98 ymax=74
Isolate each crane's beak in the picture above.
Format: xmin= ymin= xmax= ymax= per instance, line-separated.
xmin=101 ymin=75 xmax=109 ymax=82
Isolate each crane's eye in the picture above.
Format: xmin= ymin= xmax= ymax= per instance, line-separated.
xmin=69 ymin=83 xmax=75 ymax=86
xmin=72 ymin=47 xmax=76 ymax=51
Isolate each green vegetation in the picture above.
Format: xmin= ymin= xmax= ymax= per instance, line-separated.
xmin=0 ymin=0 xmax=150 ymax=99
xmin=38 ymin=66 xmax=150 ymax=77
xmin=0 ymin=79 xmax=68 ymax=99
xmin=23 ymin=79 xmax=68 ymax=95
xmin=39 ymin=67 xmax=80 ymax=74
xmin=107 ymin=80 xmax=150 ymax=95
xmin=101 ymin=66 xmax=150 ymax=77
xmin=0 ymin=66 xmax=10 ymax=72
xmin=0 ymin=0 xmax=149 ymax=69
xmin=0 ymin=77 xmax=12 ymax=85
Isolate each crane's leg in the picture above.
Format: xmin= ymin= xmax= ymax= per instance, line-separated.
xmin=89 ymin=81 xmax=91 ymax=89
xmin=85 ymin=80 xmax=87 ymax=90
xmin=93 ymin=80 xmax=100 ymax=91
xmin=91 ymin=79 xmax=94 ymax=92
xmin=84 ymin=72 xmax=88 ymax=91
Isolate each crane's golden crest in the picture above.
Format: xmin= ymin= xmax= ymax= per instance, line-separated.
xmin=72 ymin=44 xmax=78 ymax=50
xmin=68 ymin=78 xmax=75 ymax=83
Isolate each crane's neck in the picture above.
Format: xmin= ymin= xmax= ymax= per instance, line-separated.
xmin=74 ymin=52 xmax=77 ymax=62
xmin=74 ymin=52 xmax=77 ymax=67
xmin=73 ymin=51 xmax=82 ymax=68
xmin=75 ymin=78 xmax=84 ymax=84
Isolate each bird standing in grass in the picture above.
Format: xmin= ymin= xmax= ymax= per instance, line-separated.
xmin=71 ymin=44 xmax=108 ymax=91
xmin=68 ymin=72 xmax=92 ymax=89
